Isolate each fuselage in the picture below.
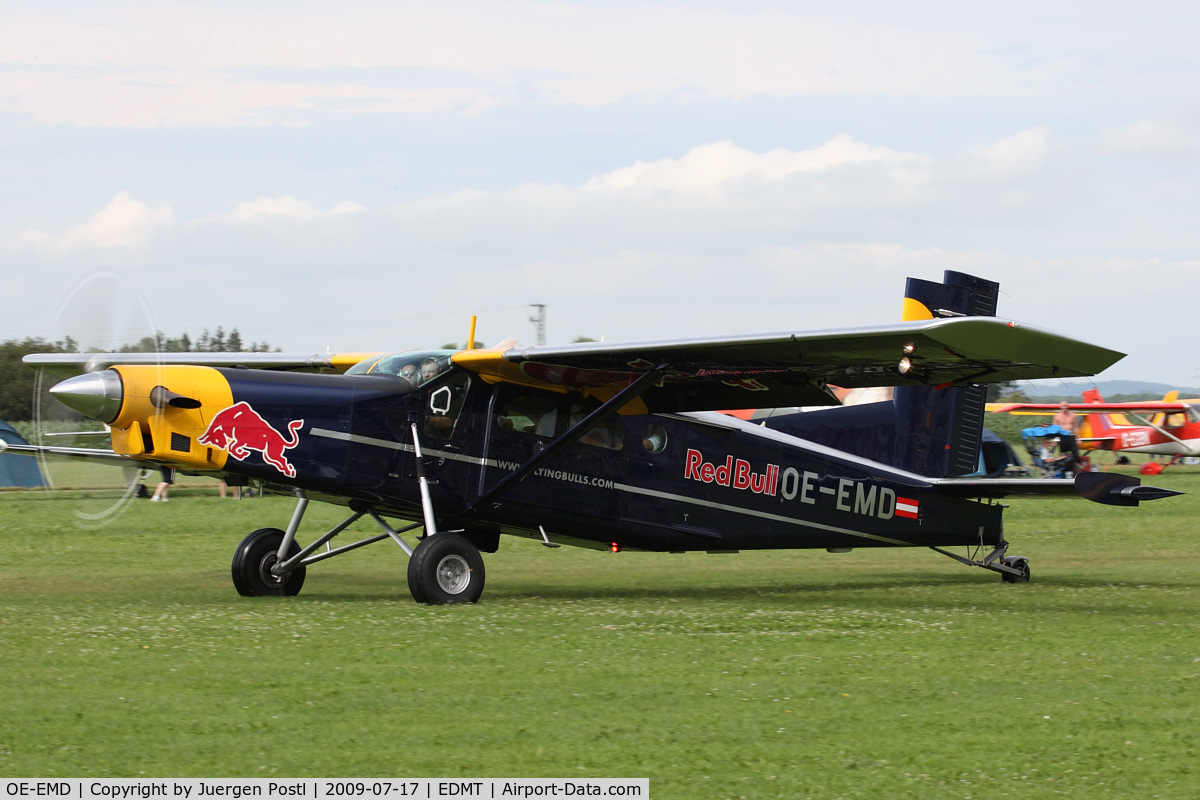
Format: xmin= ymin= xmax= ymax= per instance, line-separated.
xmin=56 ymin=360 xmax=1005 ymax=554
xmin=1080 ymin=408 xmax=1200 ymax=458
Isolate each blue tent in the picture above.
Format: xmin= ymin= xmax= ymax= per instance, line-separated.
xmin=0 ymin=421 xmax=47 ymax=487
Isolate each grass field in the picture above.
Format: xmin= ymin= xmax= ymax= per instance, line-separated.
xmin=2 ymin=470 xmax=1199 ymax=798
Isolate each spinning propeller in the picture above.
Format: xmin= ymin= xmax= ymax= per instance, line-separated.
xmin=31 ymin=271 xmax=161 ymax=526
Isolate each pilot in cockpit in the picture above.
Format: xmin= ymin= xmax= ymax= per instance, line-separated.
xmin=419 ymin=358 xmax=442 ymax=384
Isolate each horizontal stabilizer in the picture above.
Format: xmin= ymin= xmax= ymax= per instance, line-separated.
xmin=936 ymin=472 xmax=1181 ymax=506
xmin=1074 ymin=471 xmax=1183 ymax=507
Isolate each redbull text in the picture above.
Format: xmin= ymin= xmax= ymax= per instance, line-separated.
xmin=683 ymin=448 xmax=779 ymax=495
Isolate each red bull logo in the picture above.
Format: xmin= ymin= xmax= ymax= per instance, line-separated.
xmin=198 ymin=402 xmax=304 ymax=478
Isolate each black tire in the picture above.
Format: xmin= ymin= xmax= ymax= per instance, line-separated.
xmin=232 ymin=527 xmax=306 ymax=597
xmin=407 ymin=533 xmax=485 ymax=604
xmin=1001 ymin=556 xmax=1031 ymax=584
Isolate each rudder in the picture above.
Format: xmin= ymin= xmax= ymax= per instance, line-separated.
xmin=893 ymin=271 xmax=998 ymax=477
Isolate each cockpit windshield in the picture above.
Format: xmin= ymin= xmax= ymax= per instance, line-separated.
xmin=345 ymin=350 xmax=456 ymax=388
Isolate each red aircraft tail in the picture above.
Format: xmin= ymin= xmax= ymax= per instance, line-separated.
xmin=1079 ymin=388 xmax=1114 ymax=441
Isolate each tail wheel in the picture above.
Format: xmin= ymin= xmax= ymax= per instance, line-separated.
xmin=1001 ymin=556 xmax=1031 ymax=584
xmin=232 ymin=527 xmax=306 ymax=597
xmin=407 ymin=533 xmax=485 ymax=604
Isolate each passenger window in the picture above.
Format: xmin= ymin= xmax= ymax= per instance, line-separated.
xmin=642 ymin=422 xmax=667 ymax=454
xmin=497 ymin=394 xmax=560 ymax=437
xmin=568 ymin=401 xmax=625 ymax=451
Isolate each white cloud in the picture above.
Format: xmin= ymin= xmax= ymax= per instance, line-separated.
xmin=585 ymin=137 xmax=926 ymax=194
xmin=227 ymin=197 xmax=367 ymax=222
xmin=7 ymin=1 xmax=1184 ymax=127
xmin=1096 ymin=112 xmax=1200 ymax=159
xmin=11 ymin=192 xmax=172 ymax=255
xmin=5 ymin=125 xmax=1200 ymax=383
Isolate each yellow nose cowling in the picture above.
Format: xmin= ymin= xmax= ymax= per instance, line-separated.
xmin=109 ymin=365 xmax=235 ymax=470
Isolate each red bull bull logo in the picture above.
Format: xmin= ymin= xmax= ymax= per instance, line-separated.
xmin=198 ymin=402 xmax=304 ymax=478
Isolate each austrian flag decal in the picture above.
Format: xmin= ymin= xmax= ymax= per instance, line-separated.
xmin=895 ymin=496 xmax=920 ymax=519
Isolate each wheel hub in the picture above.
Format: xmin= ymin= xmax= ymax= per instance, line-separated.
xmin=258 ymin=552 xmax=288 ymax=587
xmin=435 ymin=554 xmax=471 ymax=595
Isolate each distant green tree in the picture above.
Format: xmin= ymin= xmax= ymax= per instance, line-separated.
xmin=986 ymin=381 xmax=1028 ymax=403
xmin=0 ymin=337 xmax=76 ymax=421
xmin=0 ymin=329 xmax=276 ymax=421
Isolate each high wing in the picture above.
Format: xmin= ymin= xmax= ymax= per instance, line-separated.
xmin=454 ymin=317 xmax=1123 ymax=413
xmin=988 ymin=401 xmax=1189 ymax=415
xmin=0 ymin=438 xmax=132 ymax=466
xmin=22 ymin=351 xmax=384 ymax=379
xmin=22 ymin=318 xmax=1122 ymax=416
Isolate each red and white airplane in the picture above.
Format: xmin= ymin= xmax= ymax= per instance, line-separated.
xmin=991 ymin=389 xmax=1200 ymax=460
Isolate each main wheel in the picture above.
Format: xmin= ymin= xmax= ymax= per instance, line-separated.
xmin=407 ymin=533 xmax=485 ymax=604
xmin=1000 ymin=555 xmax=1031 ymax=584
xmin=232 ymin=527 xmax=306 ymax=597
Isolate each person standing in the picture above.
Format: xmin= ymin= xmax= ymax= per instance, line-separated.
xmin=1052 ymin=401 xmax=1079 ymax=435
xmin=151 ymin=466 xmax=174 ymax=502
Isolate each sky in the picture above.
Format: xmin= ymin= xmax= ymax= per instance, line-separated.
xmin=3 ymin=1 xmax=1200 ymax=388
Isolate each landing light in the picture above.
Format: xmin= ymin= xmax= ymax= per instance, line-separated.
xmin=898 ymin=357 xmax=913 ymax=375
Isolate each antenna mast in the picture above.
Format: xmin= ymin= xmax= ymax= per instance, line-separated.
xmin=529 ymin=304 xmax=546 ymax=345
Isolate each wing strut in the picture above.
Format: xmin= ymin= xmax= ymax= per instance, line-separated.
xmin=467 ymin=364 xmax=669 ymax=513
xmin=1123 ymin=411 xmax=1190 ymax=448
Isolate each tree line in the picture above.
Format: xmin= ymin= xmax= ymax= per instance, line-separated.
xmin=0 ymin=329 xmax=276 ymax=422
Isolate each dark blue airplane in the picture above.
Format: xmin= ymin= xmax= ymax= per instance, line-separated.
xmin=11 ymin=272 xmax=1177 ymax=603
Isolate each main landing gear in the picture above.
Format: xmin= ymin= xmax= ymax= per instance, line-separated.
xmin=230 ymin=424 xmax=486 ymax=604
xmin=229 ymin=494 xmax=487 ymax=604
xmin=407 ymin=533 xmax=486 ymax=604
xmin=931 ymin=540 xmax=1031 ymax=584
xmin=231 ymin=527 xmax=307 ymax=596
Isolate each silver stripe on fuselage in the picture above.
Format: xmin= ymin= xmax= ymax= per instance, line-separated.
xmin=612 ymin=482 xmax=910 ymax=546
xmin=312 ymin=427 xmax=911 ymax=546
xmin=309 ymin=428 xmax=491 ymax=467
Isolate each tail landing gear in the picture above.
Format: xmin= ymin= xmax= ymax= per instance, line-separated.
xmin=999 ymin=555 xmax=1031 ymax=584
xmin=931 ymin=541 xmax=1031 ymax=583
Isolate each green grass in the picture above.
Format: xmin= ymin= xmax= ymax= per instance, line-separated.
xmin=2 ymin=472 xmax=1199 ymax=798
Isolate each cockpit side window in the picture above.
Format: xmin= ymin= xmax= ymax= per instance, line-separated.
xmin=424 ymin=371 xmax=471 ymax=440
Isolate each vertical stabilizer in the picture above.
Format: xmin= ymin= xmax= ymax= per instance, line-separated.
xmin=761 ymin=271 xmax=1002 ymax=477
xmin=892 ymin=271 xmax=997 ymax=477
xmin=1080 ymin=388 xmax=1113 ymax=441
